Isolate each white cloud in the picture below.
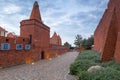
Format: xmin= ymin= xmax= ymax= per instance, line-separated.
xmin=3 ymin=4 xmax=21 ymax=14
xmin=0 ymin=13 xmax=28 ymax=35
xmin=0 ymin=20 xmax=19 ymax=35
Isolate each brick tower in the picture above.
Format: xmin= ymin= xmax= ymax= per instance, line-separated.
xmin=20 ymin=1 xmax=50 ymax=59
xmin=94 ymin=0 xmax=120 ymax=62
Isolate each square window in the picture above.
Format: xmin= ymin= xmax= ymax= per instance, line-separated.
xmin=1 ymin=43 xmax=10 ymax=50
xmin=25 ymin=44 xmax=30 ymax=50
xmin=16 ymin=44 xmax=23 ymax=50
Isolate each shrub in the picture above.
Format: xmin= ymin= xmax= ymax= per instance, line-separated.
xmin=70 ymin=50 xmax=120 ymax=80
xmin=70 ymin=50 xmax=100 ymax=75
xmin=78 ymin=67 xmax=120 ymax=80
xmin=70 ymin=60 xmax=96 ymax=75
xmin=101 ymin=61 xmax=116 ymax=67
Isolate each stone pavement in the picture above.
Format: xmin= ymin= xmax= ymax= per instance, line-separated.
xmin=0 ymin=52 xmax=79 ymax=80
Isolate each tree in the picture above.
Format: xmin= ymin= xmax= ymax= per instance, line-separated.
xmin=81 ymin=39 xmax=87 ymax=48
xmin=64 ymin=42 xmax=71 ymax=47
xmin=86 ymin=35 xmax=94 ymax=49
xmin=74 ymin=34 xmax=82 ymax=47
xmin=81 ymin=35 xmax=94 ymax=49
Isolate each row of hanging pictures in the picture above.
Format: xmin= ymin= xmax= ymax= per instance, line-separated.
xmin=0 ymin=43 xmax=30 ymax=50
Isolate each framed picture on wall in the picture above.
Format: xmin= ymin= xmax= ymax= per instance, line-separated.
xmin=25 ymin=44 xmax=30 ymax=50
xmin=16 ymin=44 xmax=23 ymax=50
xmin=1 ymin=43 xmax=10 ymax=50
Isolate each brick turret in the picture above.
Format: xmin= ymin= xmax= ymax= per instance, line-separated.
xmin=20 ymin=1 xmax=50 ymax=58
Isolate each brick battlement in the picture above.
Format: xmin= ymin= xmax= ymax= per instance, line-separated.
xmin=0 ymin=36 xmax=29 ymax=50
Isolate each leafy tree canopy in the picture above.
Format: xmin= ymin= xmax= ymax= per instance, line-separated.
xmin=74 ymin=34 xmax=83 ymax=47
xmin=74 ymin=34 xmax=94 ymax=49
xmin=64 ymin=42 xmax=71 ymax=47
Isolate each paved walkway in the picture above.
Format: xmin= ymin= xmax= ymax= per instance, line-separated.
xmin=0 ymin=52 xmax=79 ymax=80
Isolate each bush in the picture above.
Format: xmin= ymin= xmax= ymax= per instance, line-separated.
xmin=70 ymin=50 xmax=120 ymax=80
xmin=101 ymin=61 xmax=120 ymax=71
xmin=70 ymin=60 xmax=96 ymax=75
xmin=76 ymin=50 xmax=100 ymax=61
xmin=78 ymin=67 xmax=120 ymax=80
xmin=70 ymin=50 xmax=100 ymax=75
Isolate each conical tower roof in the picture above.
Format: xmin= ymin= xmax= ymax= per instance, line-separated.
xmin=30 ymin=1 xmax=42 ymax=22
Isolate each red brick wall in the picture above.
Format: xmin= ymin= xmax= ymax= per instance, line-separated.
xmin=0 ymin=49 xmax=44 ymax=67
xmin=0 ymin=45 xmax=68 ymax=68
xmin=94 ymin=0 xmax=120 ymax=62
xmin=94 ymin=8 xmax=114 ymax=52
xmin=0 ymin=36 xmax=29 ymax=49
xmin=0 ymin=36 xmax=68 ymax=68
xmin=114 ymin=32 xmax=120 ymax=63
xmin=0 ymin=36 xmax=33 ymax=67
xmin=101 ymin=16 xmax=117 ymax=61
xmin=49 ymin=44 xmax=69 ymax=58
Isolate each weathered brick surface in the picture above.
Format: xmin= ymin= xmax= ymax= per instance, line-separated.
xmin=0 ymin=36 xmax=29 ymax=49
xmin=114 ymin=32 xmax=120 ymax=62
xmin=94 ymin=0 xmax=120 ymax=62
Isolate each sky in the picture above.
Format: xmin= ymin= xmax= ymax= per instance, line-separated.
xmin=0 ymin=0 xmax=109 ymax=46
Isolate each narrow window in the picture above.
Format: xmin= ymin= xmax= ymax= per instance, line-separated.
xmin=28 ymin=35 xmax=32 ymax=44
xmin=6 ymin=39 xmax=9 ymax=42
xmin=23 ymin=39 xmax=25 ymax=42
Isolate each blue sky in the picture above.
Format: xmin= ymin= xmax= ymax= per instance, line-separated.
xmin=0 ymin=0 xmax=109 ymax=46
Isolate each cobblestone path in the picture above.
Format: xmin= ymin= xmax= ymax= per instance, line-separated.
xmin=0 ymin=52 xmax=79 ymax=80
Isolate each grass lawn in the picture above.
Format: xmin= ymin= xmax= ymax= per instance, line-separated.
xmin=70 ymin=50 xmax=120 ymax=80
